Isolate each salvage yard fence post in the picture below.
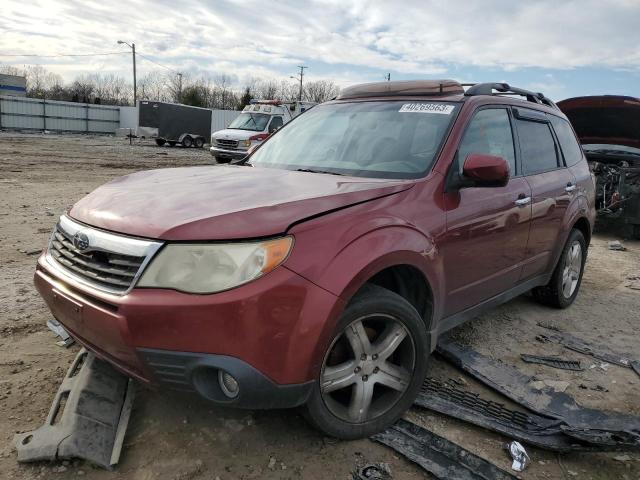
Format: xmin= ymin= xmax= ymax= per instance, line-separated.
xmin=0 ymin=95 xmax=120 ymax=134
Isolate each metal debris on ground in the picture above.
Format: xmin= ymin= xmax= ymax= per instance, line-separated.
xmin=520 ymin=354 xmax=583 ymax=371
xmin=437 ymin=336 xmax=640 ymax=450
xmin=608 ymin=240 xmax=627 ymax=251
xmin=506 ymin=441 xmax=530 ymax=472
xmin=372 ymin=419 xmax=517 ymax=480
xmin=46 ymin=319 xmax=75 ymax=348
xmin=415 ymin=377 xmax=594 ymax=452
xmin=352 ymin=462 xmax=393 ymax=480
xmin=14 ymin=349 xmax=135 ymax=469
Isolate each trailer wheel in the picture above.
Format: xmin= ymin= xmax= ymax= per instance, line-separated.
xmin=155 ymin=138 xmax=166 ymax=147
xmin=194 ymin=137 xmax=205 ymax=149
xmin=182 ymin=135 xmax=193 ymax=148
xmin=168 ymin=141 xmax=177 ymax=147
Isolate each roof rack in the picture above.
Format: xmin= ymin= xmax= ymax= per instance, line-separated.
xmin=464 ymin=82 xmax=558 ymax=109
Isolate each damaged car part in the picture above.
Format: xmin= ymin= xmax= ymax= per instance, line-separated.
xmin=14 ymin=349 xmax=135 ymax=469
xmin=437 ymin=337 xmax=640 ymax=450
xmin=372 ymin=418 xmax=517 ymax=480
xmin=415 ymin=377 xmax=595 ymax=452
xmin=520 ymin=354 xmax=583 ymax=371
xmin=46 ymin=318 xmax=75 ymax=348
xmin=538 ymin=326 xmax=638 ymax=373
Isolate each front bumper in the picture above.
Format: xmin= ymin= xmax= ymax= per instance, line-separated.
xmin=34 ymin=254 xmax=343 ymax=409
xmin=209 ymin=146 xmax=248 ymax=160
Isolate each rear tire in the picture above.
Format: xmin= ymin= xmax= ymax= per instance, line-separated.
xmin=304 ymin=284 xmax=429 ymax=439
xmin=155 ymin=138 xmax=166 ymax=146
xmin=182 ymin=135 xmax=193 ymax=148
xmin=533 ymin=229 xmax=587 ymax=309
xmin=194 ymin=137 xmax=205 ymax=148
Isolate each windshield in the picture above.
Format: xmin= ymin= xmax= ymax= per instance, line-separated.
xmin=249 ymin=101 xmax=460 ymax=179
xmin=228 ymin=113 xmax=270 ymax=132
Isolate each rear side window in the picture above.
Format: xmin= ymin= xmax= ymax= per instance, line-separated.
xmin=516 ymin=120 xmax=559 ymax=175
xmin=549 ymin=115 xmax=583 ymax=166
xmin=458 ymin=108 xmax=516 ymax=175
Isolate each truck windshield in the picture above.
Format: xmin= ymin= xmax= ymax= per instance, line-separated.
xmin=228 ymin=113 xmax=270 ymax=132
xmin=248 ymin=101 xmax=459 ymax=179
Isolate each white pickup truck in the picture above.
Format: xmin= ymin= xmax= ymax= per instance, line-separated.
xmin=210 ymin=100 xmax=315 ymax=162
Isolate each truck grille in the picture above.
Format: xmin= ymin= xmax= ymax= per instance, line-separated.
xmin=47 ymin=216 xmax=162 ymax=295
xmin=216 ymin=138 xmax=239 ymax=149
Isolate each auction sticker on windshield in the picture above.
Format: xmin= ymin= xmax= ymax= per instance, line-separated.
xmin=399 ymin=103 xmax=454 ymax=114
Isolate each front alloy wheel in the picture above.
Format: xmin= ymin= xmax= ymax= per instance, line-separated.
xmin=321 ymin=315 xmax=414 ymax=423
xmin=562 ymin=241 xmax=582 ymax=298
xmin=305 ymin=284 xmax=429 ymax=439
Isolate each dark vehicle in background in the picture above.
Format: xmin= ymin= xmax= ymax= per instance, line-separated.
xmin=35 ymin=80 xmax=594 ymax=439
xmin=558 ymin=95 xmax=640 ymax=238
xmin=139 ymin=101 xmax=211 ymax=148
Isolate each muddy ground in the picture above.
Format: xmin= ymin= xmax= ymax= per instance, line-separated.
xmin=0 ymin=132 xmax=638 ymax=479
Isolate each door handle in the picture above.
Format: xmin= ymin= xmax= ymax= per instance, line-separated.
xmin=515 ymin=196 xmax=531 ymax=207
xmin=565 ymin=183 xmax=577 ymax=193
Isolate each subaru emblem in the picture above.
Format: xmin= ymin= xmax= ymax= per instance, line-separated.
xmin=73 ymin=231 xmax=90 ymax=251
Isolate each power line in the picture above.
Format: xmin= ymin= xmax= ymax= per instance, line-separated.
xmin=0 ymin=51 xmax=127 ymax=58
xmin=135 ymin=51 xmax=179 ymax=74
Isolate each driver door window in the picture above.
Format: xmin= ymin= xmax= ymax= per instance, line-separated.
xmin=269 ymin=116 xmax=283 ymax=133
xmin=458 ymin=108 xmax=516 ymax=176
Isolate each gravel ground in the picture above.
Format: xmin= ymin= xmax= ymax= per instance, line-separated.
xmin=0 ymin=132 xmax=638 ymax=479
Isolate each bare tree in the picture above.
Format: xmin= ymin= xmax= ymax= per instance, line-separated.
xmin=139 ymin=71 xmax=169 ymax=101
xmin=24 ymin=65 xmax=63 ymax=98
xmin=303 ymin=80 xmax=340 ymax=103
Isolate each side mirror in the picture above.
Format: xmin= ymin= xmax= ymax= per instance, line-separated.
xmin=462 ymin=153 xmax=510 ymax=187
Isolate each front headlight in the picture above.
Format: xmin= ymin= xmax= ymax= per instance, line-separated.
xmin=137 ymin=237 xmax=293 ymax=294
xmin=240 ymin=139 xmax=252 ymax=148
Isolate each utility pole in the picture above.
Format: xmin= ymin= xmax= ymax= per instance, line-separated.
xmin=177 ymin=72 xmax=183 ymax=103
xmin=117 ymin=40 xmax=137 ymax=106
xmin=290 ymin=66 xmax=307 ymax=101
xmin=132 ymin=43 xmax=137 ymax=106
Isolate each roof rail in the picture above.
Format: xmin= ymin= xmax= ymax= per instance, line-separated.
xmin=464 ymin=82 xmax=557 ymax=109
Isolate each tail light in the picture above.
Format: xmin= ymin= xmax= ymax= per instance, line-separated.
xmin=249 ymin=133 xmax=270 ymax=142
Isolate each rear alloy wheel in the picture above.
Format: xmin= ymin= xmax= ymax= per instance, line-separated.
xmin=182 ymin=135 xmax=193 ymax=148
xmin=533 ymin=229 xmax=587 ymax=308
xmin=194 ymin=137 xmax=205 ymax=148
xmin=305 ymin=284 xmax=428 ymax=439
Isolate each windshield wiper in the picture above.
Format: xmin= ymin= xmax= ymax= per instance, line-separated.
xmin=295 ymin=168 xmax=345 ymax=176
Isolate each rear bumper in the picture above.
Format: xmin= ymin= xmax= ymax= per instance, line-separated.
xmin=209 ymin=146 xmax=248 ymax=159
xmin=34 ymin=254 xmax=343 ymax=408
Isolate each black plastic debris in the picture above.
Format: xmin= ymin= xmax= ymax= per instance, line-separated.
xmin=437 ymin=337 xmax=640 ymax=450
xmin=14 ymin=349 xmax=135 ymax=469
xmin=538 ymin=327 xmax=635 ymax=368
xmin=372 ymin=419 xmax=517 ymax=480
xmin=352 ymin=462 xmax=393 ymax=480
xmin=520 ymin=354 xmax=583 ymax=371
xmin=415 ymin=377 xmax=594 ymax=452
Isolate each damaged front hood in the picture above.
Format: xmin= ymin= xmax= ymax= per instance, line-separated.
xmin=557 ymin=95 xmax=640 ymax=149
xmin=69 ymin=165 xmax=412 ymax=240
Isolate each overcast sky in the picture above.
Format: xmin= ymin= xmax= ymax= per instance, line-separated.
xmin=2 ymin=0 xmax=639 ymax=100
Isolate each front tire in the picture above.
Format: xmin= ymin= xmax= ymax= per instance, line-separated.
xmin=533 ymin=229 xmax=587 ymax=308
xmin=305 ymin=284 xmax=429 ymax=439
xmin=181 ymin=135 xmax=193 ymax=148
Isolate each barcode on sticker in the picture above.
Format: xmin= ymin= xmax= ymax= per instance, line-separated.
xmin=399 ymin=103 xmax=454 ymax=114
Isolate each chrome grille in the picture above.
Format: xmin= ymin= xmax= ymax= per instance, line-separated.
xmin=47 ymin=215 xmax=162 ymax=294
xmin=216 ymin=138 xmax=239 ymax=149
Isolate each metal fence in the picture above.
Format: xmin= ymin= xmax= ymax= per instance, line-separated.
xmin=0 ymin=95 xmax=120 ymax=133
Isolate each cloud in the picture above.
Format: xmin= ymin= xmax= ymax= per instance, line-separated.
xmin=1 ymin=0 xmax=639 ymax=90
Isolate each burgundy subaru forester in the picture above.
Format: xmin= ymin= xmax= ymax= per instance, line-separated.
xmin=35 ymin=80 xmax=595 ymax=439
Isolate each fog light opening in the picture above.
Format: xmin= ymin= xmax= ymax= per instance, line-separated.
xmin=218 ymin=370 xmax=239 ymax=398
